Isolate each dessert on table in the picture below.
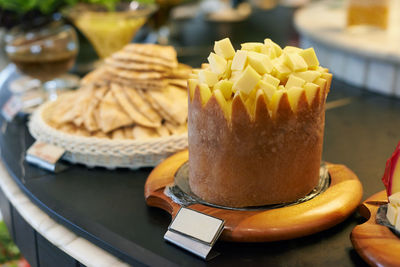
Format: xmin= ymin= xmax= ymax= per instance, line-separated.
xmin=188 ymin=38 xmax=332 ymax=207
xmin=347 ymin=0 xmax=390 ymax=29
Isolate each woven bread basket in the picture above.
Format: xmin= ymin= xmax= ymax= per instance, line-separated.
xmin=28 ymin=101 xmax=188 ymax=169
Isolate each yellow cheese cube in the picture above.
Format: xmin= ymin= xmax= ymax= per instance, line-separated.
xmin=222 ymin=60 xmax=232 ymax=79
xmin=283 ymin=46 xmax=303 ymax=53
xmin=260 ymin=45 xmax=276 ymax=59
xmin=387 ymin=203 xmax=398 ymax=226
xmin=201 ymin=63 xmax=209 ymax=69
xmin=287 ymin=86 xmax=304 ymax=112
xmin=214 ymin=80 xmax=233 ymax=99
xmin=213 ymin=89 xmax=229 ymax=118
xmin=229 ymin=70 xmax=242 ymax=84
xmin=247 ymin=51 xmax=274 ymax=75
xmin=315 ymin=78 xmax=327 ymax=86
xmin=321 ymin=72 xmax=332 ymax=89
xmin=199 ymin=83 xmax=212 ymax=105
xmin=244 ymin=88 xmax=258 ymax=114
xmin=256 ymin=88 xmax=265 ymax=101
xmin=192 ymin=69 xmax=201 ymax=74
xmin=199 ymin=69 xmax=219 ymax=87
xmin=264 ymin=38 xmax=282 ymax=57
xmin=286 ymin=75 xmax=306 ymax=89
xmin=235 ymin=90 xmax=248 ymax=102
xmin=255 ymin=88 xmax=266 ymax=111
xmin=293 ymin=70 xmax=321 ymax=83
xmin=300 ymin=48 xmax=320 ymax=69
xmin=304 ymin=82 xmax=319 ymax=105
xmin=258 ymin=80 xmax=276 ymax=102
xmin=188 ymin=79 xmax=198 ymax=100
xmin=231 ymin=50 xmax=248 ymax=71
xmin=272 ymin=57 xmax=291 ymax=81
xmin=214 ymin=38 xmax=236 ymax=60
xmin=389 ymin=192 xmax=400 ymax=207
xmin=314 ymin=78 xmax=327 ymax=95
xmin=317 ymin=66 xmax=329 ymax=73
xmin=321 ymin=73 xmax=332 ymax=80
xmin=208 ymin=52 xmax=227 ymax=75
xmin=270 ymin=90 xmax=285 ymax=115
xmin=233 ymin=65 xmax=261 ymax=95
xmin=241 ymin=42 xmax=264 ymax=52
xmin=189 ymin=73 xmax=198 ymax=79
xmin=263 ymin=73 xmax=280 ymax=88
xmin=283 ymin=52 xmax=308 ymax=72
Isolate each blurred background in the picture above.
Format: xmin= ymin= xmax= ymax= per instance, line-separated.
xmin=0 ymin=0 xmax=312 ymax=73
xmin=2 ymin=0 xmax=396 ymax=98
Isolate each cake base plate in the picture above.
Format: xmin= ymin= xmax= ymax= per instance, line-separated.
xmin=145 ymin=150 xmax=363 ymax=242
xmin=351 ymin=190 xmax=400 ymax=267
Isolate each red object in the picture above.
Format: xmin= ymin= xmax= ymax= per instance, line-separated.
xmin=18 ymin=258 xmax=30 ymax=267
xmin=382 ymin=141 xmax=400 ymax=196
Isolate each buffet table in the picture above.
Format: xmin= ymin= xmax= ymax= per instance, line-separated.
xmin=2 ymin=71 xmax=400 ymax=266
xmin=1 ymin=6 xmax=400 ymax=267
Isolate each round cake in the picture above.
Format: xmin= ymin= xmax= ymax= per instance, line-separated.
xmin=188 ymin=38 xmax=332 ymax=207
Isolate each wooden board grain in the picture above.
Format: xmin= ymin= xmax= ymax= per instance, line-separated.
xmin=145 ymin=150 xmax=363 ymax=242
xmin=351 ymin=190 xmax=400 ymax=267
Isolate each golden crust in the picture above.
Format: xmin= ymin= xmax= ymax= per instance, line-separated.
xmin=188 ymin=75 xmax=330 ymax=207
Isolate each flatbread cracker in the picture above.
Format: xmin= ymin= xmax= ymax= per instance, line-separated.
xmin=83 ymin=86 xmax=108 ymax=132
xmin=156 ymin=125 xmax=170 ymax=137
xmin=123 ymin=44 xmax=177 ymax=63
xmin=132 ymin=125 xmax=160 ymax=139
xmin=81 ymin=67 xmax=108 ymax=86
xmin=57 ymin=123 xmax=77 ymax=134
xmin=111 ymin=128 xmax=125 ymax=140
xmin=106 ymin=66 xmax=164 ymax=80
xmin=102 ymin=72 xmax=165 ymax=90
xmin=91 ymin=130 xmax=109 ymax=139
xmin=56 ymin=86 xmax=94 ymax=126
xmin=146 ymin=85 xmax=188 ymax=125
xmin=74 ymin=126 xmax=91 ymax=137
xmin=105 ymin=57 xmax=169 ymax=73
xmin=139 ymin=89 xmax=178 ymax=125
xmin=122 ymin=86 xmax=162 ymax=124
xmin=165 ymin=122 xmax=187 ymax=135
xmin=123 ymin=126 xmax=134 ymax=139
xmin=166 ymin=79 xmax=187 ymax=89
xmin=112 ymin=51 xmax=176 ymax=69
xmin=165 ymin=63 xmax=192 ymax=79
xmin=47 ymin=92 xmax=78 ymax=126
xmin=98 ymin=89 xmax=133 ymax=133
xmin=110 ymin=83 xmax=160 ymax=128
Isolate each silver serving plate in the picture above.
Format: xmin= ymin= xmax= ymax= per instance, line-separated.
xmin=165 ymin=162 xmax=331 ymax=211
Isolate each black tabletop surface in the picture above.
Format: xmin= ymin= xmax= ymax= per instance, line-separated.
xmin=1 ymin=5 xmax=399 ymax=267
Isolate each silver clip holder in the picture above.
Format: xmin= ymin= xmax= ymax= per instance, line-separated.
xmin=25 ymin=141 xmax=68 ymax=173
xmin=164 ymin=207 xmax=225 ymax=260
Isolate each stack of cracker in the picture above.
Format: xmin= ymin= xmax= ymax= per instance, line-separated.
xmin=44 ymin=44 xmax=190 ymax=140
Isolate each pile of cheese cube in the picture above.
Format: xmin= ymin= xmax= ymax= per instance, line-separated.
xmin=188 ymin=38 xmax=332 ymax=119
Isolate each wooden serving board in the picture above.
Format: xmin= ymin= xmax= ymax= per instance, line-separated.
xmin=145 ymin=150 xmax=363 ymax=242
xmin=351 ymin=190 xmax=400 ymax=267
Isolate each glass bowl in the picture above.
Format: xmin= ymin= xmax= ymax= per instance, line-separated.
xmin=64 ymin=1 xmax=158 ymax=59
xmin=5 ymin=21 xmax=78 ymax=82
